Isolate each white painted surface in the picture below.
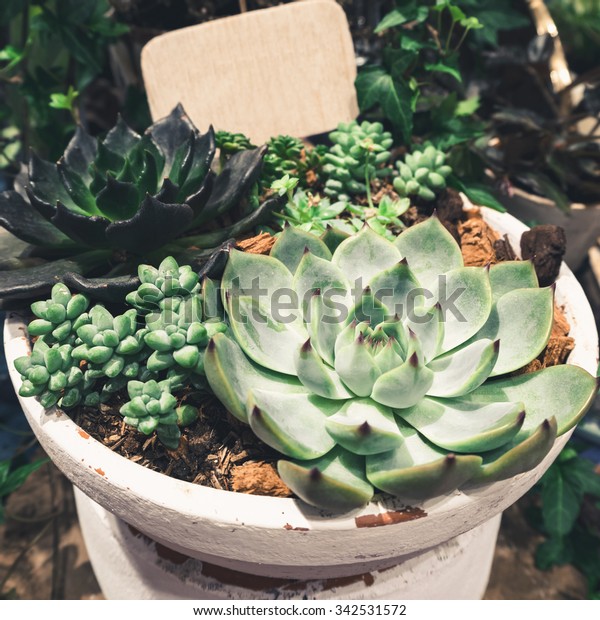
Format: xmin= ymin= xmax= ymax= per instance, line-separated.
xmin=4 ymin=208 xmax=598 ymax=581
xmin=74 ymin=488 xmax=501 ymax=600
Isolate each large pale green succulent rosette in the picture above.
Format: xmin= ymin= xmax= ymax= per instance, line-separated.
xmin=205 ymin=218 xmax=597 ymax=512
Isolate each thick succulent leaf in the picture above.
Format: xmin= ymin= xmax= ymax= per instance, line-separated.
xmin=430 ymin=266 xmax=492 ymax=353
xmin=0 ymin=251 xmax=109 ymax=302
xmin=307 ymin=291 xmax=342 ymax=366
xmin=102 ymin=116 xmax=141 ymax=159
xmin=369 ymin=259 xmax=420 ymax=317
xmin=427 ymin=338 xmax=499 ymax=397
xmin=335 ymin=335 xmax=381 ymax=397
xmin=0 ymin=191 xmax=74 ymax=247
xmin=320 ymin=226 xmax=351 ymax=253
xmin=180 ymin=127 xmax=216 ymax=201
xmin=295 ymin=339 xmax=353 ymax=399
xmin=404 ymin=304 xmax=444 ymax=364
xmin=394 ymin=215 xmax=463 ymax=289
xmin=221 ymin=247 xmax=294 ymax=308
xmin=326 ymin=398 xmax=403 ymax=455
xmin=64 ymin=126 xmax=98 ymax=183
xmin=397 ymin=397 xmax=524 ymax=453
xmin=195 ymin=146 xmax=267 ymax=226
xmin=371 ymin=347 xmax=434 ymax=409
xmin=227 ymin=295 xmax=306 ymax=375
xmin=51 ymin=202 xmax=110 ymax=248
xmin=202 ymin=277 xmax=223 ymax=320
xmin=104 ymin=194 xmax=193 ymax=255
xmin=473 ymin=287 xmax=553 ymax=377
xmin=294 ymin=250 xmax=351 ymax=319
xmin=472 ymin=418 xmax=558 ymax=484
xmin=374 ymin=318 xmax=408 ymax=357
xmin=366 ymin=421 xmax=482 ymax=499
xmin=248 ymin=390 xmax=339 ymax=459
xmin=95 ymin=175 xmax=140 ymax=222
xmin=332 ymin=225 xmax=401 ymax=286
xmin=346 ymin=287 xmax=388 ymax=326
xmin=489 ymin=260 xmax=538 ymax=302
xmin=57 ymin=159 xmax=99 ymax=214
xmin=181 ymin=194 xmax=284 ymax=248
xmin=464 ymin=365 xmax=598 ymax=440
xmin=278 ymin=447 xmax=374 ymax=511
xmin=270 ymin=226 xmax=332 ymax=274
xmin=145 ymin=104 xmax=194 ymax=173
xmin=27 ymin=152 xmax=81 ymax=216
xmin=186 ymin=172 xmax=214 ymax=220
xmin=204 ymin=333 xmax=306 ymax=421
xmin=374 ymin=339 xmax=404 ymax=374
xmin=62 ymin=272 xmax=139 ymax=304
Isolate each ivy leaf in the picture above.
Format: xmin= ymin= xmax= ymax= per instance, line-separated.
xmin=456 ymin=96 xmax=481 ymax=116
xmin=447 ymin=176 xmax=506 ymax=212
xmin=541 ymin=463 xmax=585 ymax=537
xmin=424 ymin=61 xmax=462 ymax=83
xmin=49 ymin=86 xmax=79 ymax=113
xmin=374 ymin=3 xmax=429 ymax=33
xmin=355 ymin=67 xmax=413 ymax=142
xmin=535 ymin=535 xmax=572 ymax=570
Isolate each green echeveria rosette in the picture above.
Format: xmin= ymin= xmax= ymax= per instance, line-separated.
xmin=119 ymin=379 xmax=199 ymax=450
xmin=323 ymin=121 xmax=393 ymax=202
xmin=394 ymin=145 xmax=452 ymax=201
xmin=205 ymin=219 xmax=597 ymax=512
xmin=27 ymin=283 xmax=90 ymax=345
xmin=15 ymin=338 xmax=84 ymax=409
xmin=0 ymin=104 xmax=285 ymax=303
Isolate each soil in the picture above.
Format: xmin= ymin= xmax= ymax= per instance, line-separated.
xmin=521 ymin=225 xmax=567 ymax=287
xmin=59 ymin=201 xmax=572 ymax=497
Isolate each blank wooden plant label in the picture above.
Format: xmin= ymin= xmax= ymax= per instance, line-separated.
xmin=141 ymin=0 xmax=358 ymax=144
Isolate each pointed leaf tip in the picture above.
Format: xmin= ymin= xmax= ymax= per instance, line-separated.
xmin=409 ymin=352 xmax=419 ymax=367
xmin=445 ymin=453 xmax=456 ymax=465
xmin=301 ymin=339 xmax=312 ymax=353
xmin=517 ymin=410 xmax=526 ymax=424
xmin=251 ymin=405 xmax=261 ymax=418
xmin=357 ymin=332 xmax=365 ymax=344
xmin=493 ymin=339 xmax=501 ymax=352
xmin=399 ymin=257 xmax=408 ymax=266
xmin=358 ymin=421 xmax=371 ymax=436
xmin=207 ymin=338 xmax=216 ymax=352
xmin=309 ymin=467 xmax=322 ymax=482
xmin=303 ymin=245 xmax=310 ymax=255
xmin=312 ymin=288 xmax=321 ymax=296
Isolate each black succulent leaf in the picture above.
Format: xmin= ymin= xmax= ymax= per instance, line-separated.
xmin=0 ymin=104 xmax=279 ymax=305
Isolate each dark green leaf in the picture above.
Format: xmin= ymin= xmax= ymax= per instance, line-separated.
xmin=196 ymin=146 xmax=267 ymax=226
xmin=57 ymin=159 xmax=98 ymax=214
xmin=146 ymin=104 xmax=195 ymax=172
xmin=1 ymin=459 xmax=48 ymax=497
xmin=535 ymin=535 xmax=572 ymax=570
xmin=425 ymin=60 xmax=462 ymax=83
xmin=179 ymin=127 xmax=216 ymax=201
xmin=62 ymin=272 xmax=139 ymax=303
xmin=50 ymin=202 xmax=110 ymax=247
xmin=0 ymin=191 xmax=74 ymax=247
xmin=355 ymin=67 xmax=413 ymax=141
xmin=447 ymin=176 xmax=506 ymax=212
xmin=95 ymin=175 xmax=140 ymax=222
xmin=517 ymin=172 xmax=571 ymax=213
xmin=0 ymin=250 xmax=109 ymax=302
xmin=374 ymin=4 xmax=428 ymax=33
xmin=104 ymin=194 xmax=193 ymax=255
xmin=541 ymin=464 xmax=584 ymax=536
xmin=102 ymin=116 xmax=141 ymax=158
xmin=64 ymin=127 xmax=98 ymax=184
xmin=28 ymin=152 xmax=80 ymax=217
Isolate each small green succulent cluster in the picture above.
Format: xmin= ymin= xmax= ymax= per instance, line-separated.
xmin=394 ymin=145 xmax=452 ymax=201
xmin=15 ymin=339 xmax=84 ymax=409
xmin=15 ymin=257 xmax=225 ymax=447
xmin=322 ymin=121 xmax=393 ymax=202
xmin=206 ymin=219 xmax=597 ymax=511
xmin=120 ymin=380 xmax=198 ymax=449
xmin=27 ymin=283 xmax=90 ymax=344
xmin=215 ymin=130 xmax=256 ymax=169
xmin=72 ymin=306 xmax=148 ymax=405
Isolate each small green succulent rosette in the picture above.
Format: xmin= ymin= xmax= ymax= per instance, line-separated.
xmin=394 ymin=145 xmax=452 ymax=201
xmin=205 ymin=218 xmax=597 ymax=511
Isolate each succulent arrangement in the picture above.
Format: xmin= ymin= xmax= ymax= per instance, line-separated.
xmin=0 ymin=105 xmax=284 ymax=304
xmin=13 ymin=256 xmax=224 ymax=446
xmin=205 ymin=218 xmax=597 ymax=511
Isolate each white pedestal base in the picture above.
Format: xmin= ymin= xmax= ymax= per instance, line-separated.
xmin=74 ymin=488 xmax=501 ymax=600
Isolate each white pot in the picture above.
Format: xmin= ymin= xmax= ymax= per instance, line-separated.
xmin=4 ymin=207 xmax=598 ymax=599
